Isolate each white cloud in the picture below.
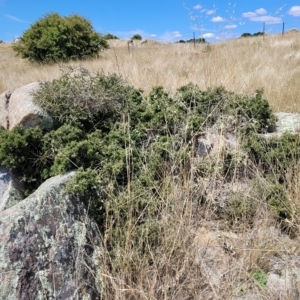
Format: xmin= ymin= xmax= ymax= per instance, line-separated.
xmin=250 ymin=15 xmax=282 ymax=24
xmin=203 ymin=33 xmax=214 ymax=38
xmin=159 ymin=31 xmax=183 ymax=42
xmin=172 ymin=31 xmax=182 ymax=38
xmin=206 ymin=9 xmax=215 ymax=15
xmin=193 ymin=4 xmax=202 ymax=10
xmin=288 ymin=6 xmax=300 ymax=17
xmin=150 ymin=34 xmax=157 ymax=37
xmin=242 ymin=12 xmax=257 ymax=18
xmin=5 ymin=14 xmax=28 ymax=23
xmin=255 ymin=8 xmax=267 ymax=15
xmin=217 ymin=31 xmax=237 ymax=41
xmin=201 ymin=8 xmax=215 ymax=15
xmin=211 ymin=16 xmax=226 ymax=22
xmin=224 ymin=24 xmax=237 ymax=29
xmin=242 ymin=10 xmax=282 ymax=24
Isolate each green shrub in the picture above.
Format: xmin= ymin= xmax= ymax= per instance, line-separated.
xmin=174 ymin=84 xmax=276 ymax=135
xmin=103 ymin=33 xmax=119 ymax=40
xmin=0 ymin=126 xmax=44 ymax=195
xmin=185 ymin=38 xmax=206 ymax=43
xmin=131 ymin=34 xmax=142 ymax=40
xmin=265 ymin=183 xmax=290 ymax=220
xmin=241 ymin=33 xmax=252 ymax=37
xmin=224 ymin=194 xmax=258 ymax=227
xmin=48 ymin=130 xmax=103 ymax=176
xmin=253 ymin=270 xmax=268 ymax=289
xmin=241 ymin=32 xmax=264 ymax=38
xmin=12 ymin=13 xmax=108 ymax=63
xmin=33 ymin=66 xmax=136 ymax=130
xmin=243 ymin=132 xmax=300 ymax=176
xmin=175 ymin=84 xmax=228 ymax=120
xmin=230 ymin=89 xmax=276 ymax=134
xmin=67 ymin=168 xmax=105 ymax=225
xmin=0 ymin=69 xmax=280 ymax=237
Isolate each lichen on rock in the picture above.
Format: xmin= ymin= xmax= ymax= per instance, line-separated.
xmin=0 ymin=172 xmax=102 ymax=300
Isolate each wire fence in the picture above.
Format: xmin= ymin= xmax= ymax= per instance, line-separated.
xmin=173 ymin=21 xmax=300 ymax=43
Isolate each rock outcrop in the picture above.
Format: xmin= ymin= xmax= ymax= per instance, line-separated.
xmin=0 ymin=172 xmax=102 ymax=300
xmin=275 ymin=112 xmax=300 ymax=134
xmin=0 ymin=82 xmax=53 ymax=130
xmin=266 ymin=254 xmax=300 ymax=299
xmin=0 ymin=167 xmax=23 ymax=211
xmin=196 ymin=112 xmax=300 ymax=158
xmin=0 ymin=90 xmax=11 ymax=129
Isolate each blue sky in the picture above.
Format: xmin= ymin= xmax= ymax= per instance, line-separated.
xmin=1 ymin=1 xmax=300 ymax=43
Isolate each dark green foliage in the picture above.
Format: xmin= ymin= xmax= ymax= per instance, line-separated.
xmin=225 ymin=194 xmax=258 ymax=226
xmin=253 ymin=270 xmax=268 ymax=289
xmin=242 ymin=133 xmax=300 ymax=234
xmin=266 ymin=183 xmax=290 ymax=220
xmin=5 ymin=65 xmax=300 ymax=295
xmin=253 ymin=32 xmax=264 ymax=36
xmin=67 ymin=168 xmax=105 ymax=225
xmin=131 ymin=34 xmax=142 ymax=40
xmin=0 ymin=68 xmax=280 ymax=232
xmin=174 ymin=84 xmax=276 ymax=134
xmin=185 ymin=38 xmax=206 ymax=43
xmin=49 ymin=130 xmax=103 ymax=175
xmin=229 ymin=89 xmax=276 ymax=134
xmin=243 ymin=132 xmax=300 ymax=175
xmin=175 ymin=84 xmax=228 ymax=125
xmin=222 ymin=150 xmax=247 ymax=181
xmin=241 ymin=33 xmax=252 ymax=37
xmin=241 ymin=32 xmax=264 ymax=38
xmin=33 ymin=66 xmax=135 ymax=130
xmin=12 ymin=13 xmax=108 ymax=63
xmin=0 ymin=126 xmax=44 ymax=195
xmin=176 ymin=38 xmax=206 ymax=43
xmin=103 ymin=33 xmax=119 ymax=40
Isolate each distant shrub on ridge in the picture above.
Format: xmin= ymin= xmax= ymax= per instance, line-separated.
xmin=12 ymin=13 xmax=108 ymax=63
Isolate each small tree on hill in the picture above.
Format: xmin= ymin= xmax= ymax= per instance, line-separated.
xmin=241 ymin=33 xmax=252 ymax=38
xmin=131 ymin=34 xmax=142 ymax=40
xmin=103 ymin=33 xmax=119 ymax=40
xmin=13 ymin=13 xmax=108 ymax=63
xmin=253 ymin=31 xmax=264 ymax=36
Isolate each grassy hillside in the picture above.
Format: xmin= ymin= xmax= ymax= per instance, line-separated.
xmin=1 ymin=32 xmax=300 ymax=112
xmin=1 ymin=33 xmax=300 ymax=299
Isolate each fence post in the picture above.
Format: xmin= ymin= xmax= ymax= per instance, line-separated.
xmin=128 ymin=39 xmax=134 ymax=56
xmin=193 ymin=32 xmax=195 ymax=48
xmin=282 ymin=22 xmax=285 ymax=37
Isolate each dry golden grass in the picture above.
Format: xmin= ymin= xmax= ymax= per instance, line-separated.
xmin=2 ymin=33 xmax=300 ymax=299
xmin=1 ymin=32 xmax=300 ymax=112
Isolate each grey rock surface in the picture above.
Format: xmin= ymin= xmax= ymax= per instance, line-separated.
xmin=262 ymin=112 xmax=300 ymax=139
xmin=0 ymin=90 xmax=11 ymax=129
xmin=0 ymin=167 xmax=23 ymax=211
xmin=7 ymin=82 xmax=53 ymax=130
xmin=0 ymin=172 xmax=102 ymax=300
xmin=267 ymin=255 xmax=300 ymax=299
xmin=275 ymin=112 xmax=300 ymax=133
